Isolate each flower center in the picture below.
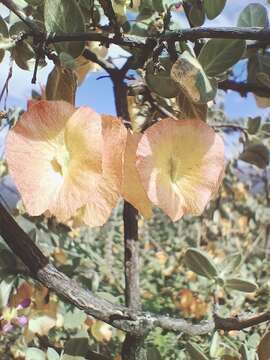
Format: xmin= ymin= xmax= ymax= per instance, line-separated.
xmin=51 ymin=145 xmax=70 ymax=177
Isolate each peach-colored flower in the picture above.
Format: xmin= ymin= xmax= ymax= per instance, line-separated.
xmin=136 ymin=118 xmax=224 ymax=221
xmin=6 ymin=100 xmax=126 ymax=227
xmin=121 ymin=131 xmax=152 ymax=219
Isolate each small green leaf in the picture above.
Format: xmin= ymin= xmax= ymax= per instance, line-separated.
xmin=240 ymin=144 xmax=269 ymax=169
xmin=46 ymin=66 xmax=77 ymax=104
xmin=185 ymin=248 xmax=218 ymax=279
xmin=220 ymin=253 xmax=242 ymax=276
xmin=247 ymin=116 xmax=261 ymax=135
xmin=44 ymin=0 xmax=85 ymax=58
xmin=237 ymin=3 xmax=269 ymax=28
xmin=25 ymin=348 xmax=46 ymax=360
xmin=189 ymin=2 xmax=205 ymax=26
xmin=198 ymin=38 xmax=246 ymax=77
xmin=257 ymin=332 xmax=270 ymax=360
xmin=145 ymin=57 xmax=179 ymax=98
xmin=204 ymin=0 xmax=226 ymax=20
xmin=47 ymin=348 xmax=60 ymax=360
xmin=225 ymin=278 xmax=258 ymax=293
xmin=210 ymin=332 xmax=221 ymax=357
xmin=185 ymin=342 xmax=210 ymax=360
xmin=64 ymin=337 xmax=89 ymax=357
xmin=12 ymin=41 xmax=36 ymax=71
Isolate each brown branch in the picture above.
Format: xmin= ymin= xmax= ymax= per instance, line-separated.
xmin=111 ymin=59 xmax=146 ymax=359
xmin=83 ymin=48 xmax=117 ymax=75
xmin=0 ymin=202 xmax=270 ymax=337
xmin=214 ymin=312 xmax=270 ymax=331
xmin=0 ymin=202 xmax=134 ymax=324
xmin=123 ymin=202 xmax=140 ymax=311
xmin=44 ymin=27 xmax=270 ymax=48
xmin=163 ymin=27 xmax=270 ymax=42
xmin=219 ymin=79 xmax=270 ymax=97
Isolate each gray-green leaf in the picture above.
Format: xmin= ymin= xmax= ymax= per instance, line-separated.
xmin=25 ymin=348 xmax=46 ymax=360
xmin=204 ymin=0 xmax=226 ymax=20
xmin=225 ymin=278 xmax=258 ymax=293
xmin=184 ymin=248 xmax=218 ymax=279
xmin=248 ymin=116 xmax=261 ymax=135
xmin=198 ymin=38 xmax=246 ymax=77
xmin=145 ymin=57 xmax=179 ymax=98
xmin=237 ymin=3 xmax=269 ymax=28
xmin=44 ymin=0 xmax=85 ymax=58
xmin=240 ymin=143 xmax=269 ymax=169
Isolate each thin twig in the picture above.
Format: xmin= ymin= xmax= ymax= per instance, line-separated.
xmin=0 ymin=57 xmax=13 ymax=110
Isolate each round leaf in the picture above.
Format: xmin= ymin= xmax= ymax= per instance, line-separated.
xmin=257 ymin=332 xmax=270 ymax=360
xmin=189 ymin=2 xmax=205 ymax=26
xmin=44 ymin=0 xmax=85 ymax=58
xmin=198 ymin=39 xmax=246 ymax=77
xmin=220 ymin=253 xmax=242 ymax=276
xmin=240 ymin=144 xmax=269 ymax=169
xmin=225 ymin=278 xmax=258 ymax=293
xmin=25 ymin=348 xmax=46 ymax=360
xmin=185 ymin=248 xmax=218 ymax=279
xmin=47 ymin=348 xmax=60 ymax=360
xmin=145 ymin=57 xmax=179 ymax=98
xmin=64 ymin=337 xmax=89 ymax=357
xmin=237 ymin=3 xmax=269 ymax=28
xmin=46 ymin=66 xmax=77 ymax=104
xmin=247 ymin=116 xmax=261 ymax=135
xmin=204 ymin=0 xmax=226 ymax=20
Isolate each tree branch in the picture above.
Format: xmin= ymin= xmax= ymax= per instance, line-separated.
xmin=111 ymin=59 xmax=147 ymax=359
xmin=219 ymin=79 xmax=270 ymax=97
xmin=83 ymin=48 xmax=116 ymax=75
xmin=43 ymin=27 xmax=270 ymax=48
xmin=0 ymin=202 xmax=270 ymax=337
xmin=163 ymin=27 xmax=270 ymax=42
xmin=0 ymin=202 xmax=133 ymax=323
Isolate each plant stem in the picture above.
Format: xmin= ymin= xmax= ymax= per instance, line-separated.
xmin=111 ymin=66 xmax=147 ymax=360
